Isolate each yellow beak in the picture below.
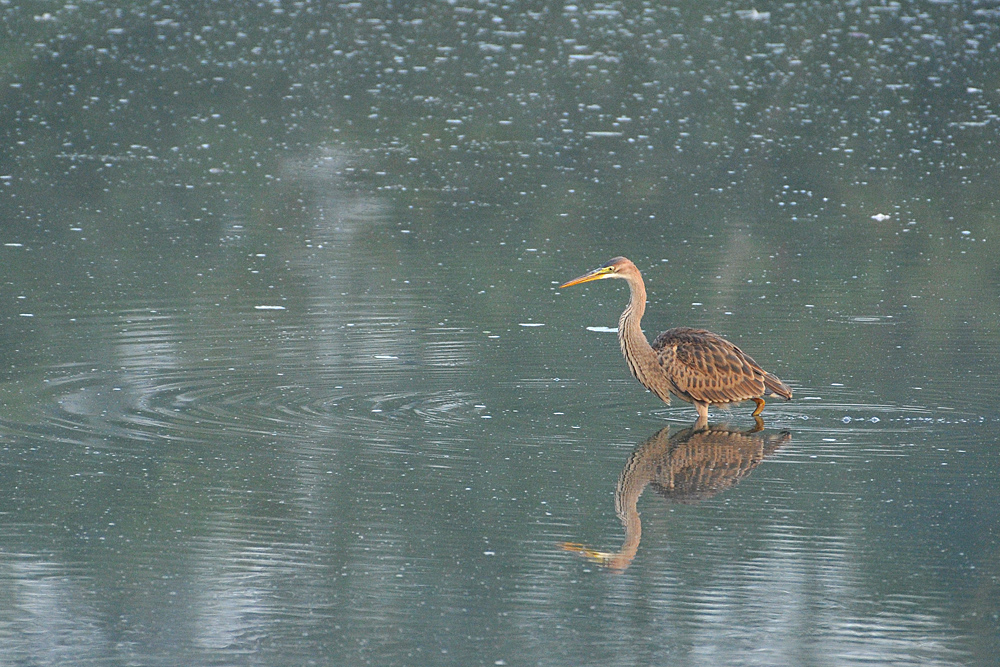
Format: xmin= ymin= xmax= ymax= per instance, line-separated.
xmin=559 ymin=266 xmax=613 ymax=289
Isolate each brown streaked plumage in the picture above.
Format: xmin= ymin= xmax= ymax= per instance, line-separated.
xmin=559 ymin=256 xmax=792 ymax=421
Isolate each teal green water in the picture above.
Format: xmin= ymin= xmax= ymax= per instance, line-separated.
xmin=2 ymin=2 xmax=998 ymax=665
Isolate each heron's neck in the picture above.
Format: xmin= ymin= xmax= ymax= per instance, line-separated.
xmin=618 ymin=275 xmax=655 ymax=378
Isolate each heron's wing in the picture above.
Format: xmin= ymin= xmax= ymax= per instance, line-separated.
xmin=651 ymin=327 xmax=767 ymax=404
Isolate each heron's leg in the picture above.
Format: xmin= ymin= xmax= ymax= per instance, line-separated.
xmin=695 ymin=402 xmax=709 ymax=423
xmin=751 ymin=397 xmax=766 ymax=417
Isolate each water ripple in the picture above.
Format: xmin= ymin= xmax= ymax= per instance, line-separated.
xmin=8 ymin=366 xmax=484 ymax=451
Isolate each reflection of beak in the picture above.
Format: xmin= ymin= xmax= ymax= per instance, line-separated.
xmin=559 ymin=267 xmax=612 ymax=289
xmin=559 ymin=542 xmax=623 ymax=569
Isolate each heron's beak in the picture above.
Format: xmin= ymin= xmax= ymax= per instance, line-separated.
xmin=559 ymin=266 xmax=613 ymax=288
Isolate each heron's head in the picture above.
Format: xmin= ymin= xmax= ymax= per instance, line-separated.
xmin=559 ymin=256 xmax=637 ymax=288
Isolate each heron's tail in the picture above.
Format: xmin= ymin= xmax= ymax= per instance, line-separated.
xmin=764 ymin=373 xmax=792 ymax=400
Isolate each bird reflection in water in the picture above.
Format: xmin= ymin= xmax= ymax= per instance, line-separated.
xmin=561 ymin=422 xmax=791 ymax=571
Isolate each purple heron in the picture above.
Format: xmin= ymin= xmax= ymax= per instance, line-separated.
xmin=560 ymin=256 xmax=792 ymax=421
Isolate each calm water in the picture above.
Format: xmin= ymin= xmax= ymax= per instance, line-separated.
xmin=2 ymin=1 xmax=999 ymax=665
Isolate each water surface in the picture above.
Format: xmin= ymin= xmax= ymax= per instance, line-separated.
xmin=2 ymin=1 xmax=998 ymax=665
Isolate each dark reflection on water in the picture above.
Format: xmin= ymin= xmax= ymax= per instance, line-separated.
xmin=563 ymin=422 xmax=790 ymax=571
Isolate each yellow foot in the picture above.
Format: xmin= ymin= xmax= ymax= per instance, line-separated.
xmin=751 ymin=397 xmax=766 ymax=417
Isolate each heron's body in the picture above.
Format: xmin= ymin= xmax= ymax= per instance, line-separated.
xmin=560 ymin=257 xmax=792 ymax=421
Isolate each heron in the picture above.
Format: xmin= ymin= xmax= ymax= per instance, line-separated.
xmin=559 ymin=256 xmax=792 ymax=422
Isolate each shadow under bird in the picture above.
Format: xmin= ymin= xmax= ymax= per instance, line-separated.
xmin=559 ymin=256 xmax=792 ymax=421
